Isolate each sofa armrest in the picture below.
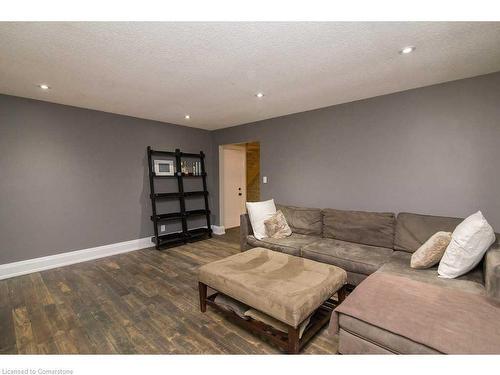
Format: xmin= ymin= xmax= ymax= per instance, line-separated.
xmin=484 ymin=243 xmax=500 ymax=300
xmin=240 ymin=213 xmax=253 ymax=252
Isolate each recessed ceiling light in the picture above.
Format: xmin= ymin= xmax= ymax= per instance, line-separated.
xmin=399 ymin=46 xmax=416 ymax=55
xmin=39 ymin=84 xmax=50 ymax=90
xmin=256 ymin=92 xmax=264 ymax=98
xmin=184 ymin=115 xmax=190 ymax=120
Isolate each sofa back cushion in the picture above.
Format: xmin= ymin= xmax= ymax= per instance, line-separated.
xmin=395 ymin=212 xmax=463 ymax=253
xmin=322 ymin=209 xmax=395 ymax=249
xmin=276 ymin=204 xmax=322 ymax=236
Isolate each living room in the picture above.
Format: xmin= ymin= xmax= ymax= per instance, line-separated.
xmin=1 ymin=1 xmax=500 ymax=373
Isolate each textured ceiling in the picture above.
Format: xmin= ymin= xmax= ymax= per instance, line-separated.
xmin=1 ymin=22 xmax=500 ymax=130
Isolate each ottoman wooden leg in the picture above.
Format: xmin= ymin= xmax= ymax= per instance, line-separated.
xmin=198 ymin=282 xmax=207 ymax=312
xmin=338 ymin=285 xmax=347 ymax=304
xmin=287 ymin=326 xmax=300 ymax=354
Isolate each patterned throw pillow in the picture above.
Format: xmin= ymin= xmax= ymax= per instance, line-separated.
xmin=410 ymin=231 xmax=452 ymax=269
xmin=264 ymin=210 xmax=292 ymax=239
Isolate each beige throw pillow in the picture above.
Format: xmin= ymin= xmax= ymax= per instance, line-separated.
xmin=411 ymin=231 xmax=452 ymax=269
xmin=264 ymin=210 xmax=292 ymax=239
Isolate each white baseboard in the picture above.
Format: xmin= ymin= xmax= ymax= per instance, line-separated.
xmin=0 ymin=236 xmax=153 ymax=280
xmin=211 ymin=225 xmax=226 ymax=235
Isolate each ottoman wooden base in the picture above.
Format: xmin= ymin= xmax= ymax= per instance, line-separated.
xmin=199 ymin=281 xmax=346 ymax=354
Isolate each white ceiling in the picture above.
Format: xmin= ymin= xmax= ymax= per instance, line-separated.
xmin=1 ymin=22 xmax=500 ymax=130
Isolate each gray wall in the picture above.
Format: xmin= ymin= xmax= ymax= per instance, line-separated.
xmin=212 ymin=71 xmax=500 ymax=230
xmin=2 ymin=71 xmax=500 ymax=265
xmin=0 ymin=95 xmax=213 ymax=264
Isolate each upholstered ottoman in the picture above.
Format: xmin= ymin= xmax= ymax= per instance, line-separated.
xmin=198 ymin=247 xmax=347 ymax=353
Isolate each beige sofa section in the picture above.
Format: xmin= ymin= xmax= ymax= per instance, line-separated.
xmin=239 ymin=205 xmax=500 ymax=354
xmin=241 ymin=206 xmax=396 ymax=286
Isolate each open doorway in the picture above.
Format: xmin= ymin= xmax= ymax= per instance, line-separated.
xmin=219 ymin=141 xmax=260 ymax=229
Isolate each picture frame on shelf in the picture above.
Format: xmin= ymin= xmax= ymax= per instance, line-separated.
xmin=153 ymin=159 xmax=175 ymax=176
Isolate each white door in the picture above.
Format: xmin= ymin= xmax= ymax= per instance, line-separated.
xmin=222 ymin=146 xmax=246 ymax=228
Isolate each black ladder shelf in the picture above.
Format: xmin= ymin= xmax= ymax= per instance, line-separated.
xmin=147 ymin=147 xmax=212 ymax=250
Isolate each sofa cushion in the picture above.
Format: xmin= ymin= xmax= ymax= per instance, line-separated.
xmin=378 ymin=251 xmax=485 ymax=295
xmin=331 ymin=272 xmax=500 ymax=354
xmin=394 ymin=212 xmax=463 ymax=253
xmin=276 ymin=204 xmax=322 ymax=236
xmin=301 ymin=238 xmax=393 ymax=276
xmin=338 ymin=315 xmax=440 ymax=354
xmin=339 ymin=329 xmax=394 ymax=354
xmin=247 ymin=233 xmax=319 ymax=256
xmin=344 ymin=271 xmax=368 ymax=286
xmin=322 ymin=209 xmax=395 ymax=249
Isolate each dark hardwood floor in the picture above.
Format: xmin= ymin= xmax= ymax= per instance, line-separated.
xmin=0 ymin=228 xmax=338 ymax=354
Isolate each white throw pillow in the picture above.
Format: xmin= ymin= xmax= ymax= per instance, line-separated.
xmin=246 ymin=199 xmax=277 ymax=240
xmin=438 ymin=211 xmax=496 ymax=279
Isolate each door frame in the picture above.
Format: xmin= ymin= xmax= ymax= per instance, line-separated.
xmin=219 ymin=143 xmax=247 ymax=229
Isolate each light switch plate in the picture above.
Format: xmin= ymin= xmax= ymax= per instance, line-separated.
xmin=160 ymin=225 xmax=166 ymax=232
xmin=263 ymin=176 xmax=268 ymax=184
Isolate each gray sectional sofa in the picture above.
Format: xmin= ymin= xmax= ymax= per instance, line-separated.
xmin=240 ymin=204 xmax=500 ymax=354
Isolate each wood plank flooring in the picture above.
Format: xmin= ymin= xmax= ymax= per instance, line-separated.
xmin=0 ymin=228 xmax=338 ymax=354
